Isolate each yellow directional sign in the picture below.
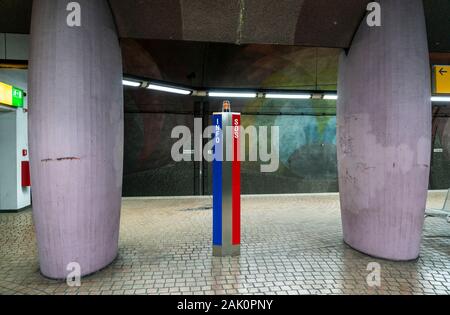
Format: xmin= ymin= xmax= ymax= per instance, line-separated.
xmin=433 ymin=65 xmax=450 ymax=94
xmin=0 ymin=82 xmax=13 ymax=106
xmin=0 ymin=82 xmax=24 ymax=107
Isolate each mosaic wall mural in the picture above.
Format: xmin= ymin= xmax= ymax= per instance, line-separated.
xmin=121 ymin=39 xmax=450 ymax=196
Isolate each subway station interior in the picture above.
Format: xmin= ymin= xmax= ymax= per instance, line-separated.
xmin=1 ymin=0 xmax=450 ymax=296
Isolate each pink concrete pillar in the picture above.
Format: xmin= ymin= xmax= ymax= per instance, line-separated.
xmin=28 ymin=0 xmax=123 ymax=278
xmin=337 ymin=0 xmax=431 ymax=260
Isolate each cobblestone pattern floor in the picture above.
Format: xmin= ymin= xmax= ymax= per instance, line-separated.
xmin=1 ymin=192 xmax=449 ymax=295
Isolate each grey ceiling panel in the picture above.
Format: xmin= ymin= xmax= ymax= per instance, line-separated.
xmin=180 ymin=0 xmax=240 ymax=43
xmin=240 ymin=0 xmax=305 ymax=45
xmin=293 ymin=0 xmax=368 ymax=48
xmin=109 ymin=0 xmax=183 ymax=40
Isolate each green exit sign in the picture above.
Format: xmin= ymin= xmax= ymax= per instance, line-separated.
xmin=0 ymin=82 xmax=24 ymax=108
xmin=12 ymin=87 xmax=24 ymax=107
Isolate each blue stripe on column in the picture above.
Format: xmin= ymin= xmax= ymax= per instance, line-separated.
xmin=212 ymin=114 xmax=223 ymax=246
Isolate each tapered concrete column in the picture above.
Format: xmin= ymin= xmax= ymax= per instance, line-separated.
xmin=28 ymin=0 xmax=123 ymax=278
xmin=337 ymin=0 xmax=431 ymax=260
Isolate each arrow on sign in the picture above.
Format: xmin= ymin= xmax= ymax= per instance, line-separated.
xmin=439 ymin=68 xmax=448 ymax=76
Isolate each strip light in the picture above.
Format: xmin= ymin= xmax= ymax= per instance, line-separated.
xmin=265 ymin=93 xmax=312 ymax=99
xmin=123 ymin=77 xmax=450 ymax=105
xmin=431 ymin=96 xmax=450 ymax=102
xmin=323 ymin=94 xmax=338 ymax=100
xmin=148 ymin=84 xmax=192 ymax=95
xmin=122 ymin=79 xmax=141 ymax=87
xmin=208 ymin=91 xmax=257 ymax=98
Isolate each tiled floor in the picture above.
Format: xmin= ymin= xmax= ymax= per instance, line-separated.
xmin=1 ymin=192 xmax=450 ymax=295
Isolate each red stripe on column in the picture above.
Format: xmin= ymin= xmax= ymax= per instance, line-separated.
xmin=232 ymin=114 xmax=241 ymax=245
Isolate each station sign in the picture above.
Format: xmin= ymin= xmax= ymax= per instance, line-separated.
xmin=433 ymin=65 xmax=450 ymax=94
xmin=0 ymin=82 xmax=24 ymax=108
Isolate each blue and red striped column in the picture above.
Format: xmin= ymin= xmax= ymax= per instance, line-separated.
xmin=212 ymin=103 xmax=241 ymax=256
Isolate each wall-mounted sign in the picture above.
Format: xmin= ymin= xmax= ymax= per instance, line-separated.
xmin=433 ymin=65 xmax=450 ymax=94
xmin=0 ymin=82 xmax=24 ymax=108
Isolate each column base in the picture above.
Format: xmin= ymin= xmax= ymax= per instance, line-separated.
xmin=39 ymin=254 xmax=119 ymax=281
xmin=213 ymin=245 xmax=240 ymax=257
xmin=344 ymin=240 xmax=420 ymax=262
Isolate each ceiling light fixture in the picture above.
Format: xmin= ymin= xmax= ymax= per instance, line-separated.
xmin=431 ymin=96 xmax=450 ymax=102
xmin=265 ymin=93 xmax=311 ymax=99
xmin=147 ymin=83 xmax=192 ymax=95
xmin=122 ymin=79 xmax=141 ymax=87
xmin=208 ymin=91 xmax=257 ymax=98
xmin=323 ymin=94 xmax=338 ymax=100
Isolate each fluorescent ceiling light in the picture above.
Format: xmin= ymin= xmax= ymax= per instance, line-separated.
xmin=323 ymin=94 xmax=338 ymax=100
xmin=208 ymin=91 xmax=257 ymax=98
xmin=265 ymin=93 xmax=311 ymax=99
xmin=122 ymin=79 xmax=141 ymax=87
xmin=148 ymin=84 xmax=192 ymax=95
xmin=431 ymin=96 xmax=450 ymax=102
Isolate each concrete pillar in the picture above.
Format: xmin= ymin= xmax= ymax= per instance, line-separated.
xmin=29 ymin=0 xmax=123 ymax=278
xmin=337 ymin=0 xmax=431 ymax=260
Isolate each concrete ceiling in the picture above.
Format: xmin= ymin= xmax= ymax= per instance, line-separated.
xmin=0 ymin=0 xmax=449 ymax=52
xmin=109 ymin=0 xmax=368 ymax=48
